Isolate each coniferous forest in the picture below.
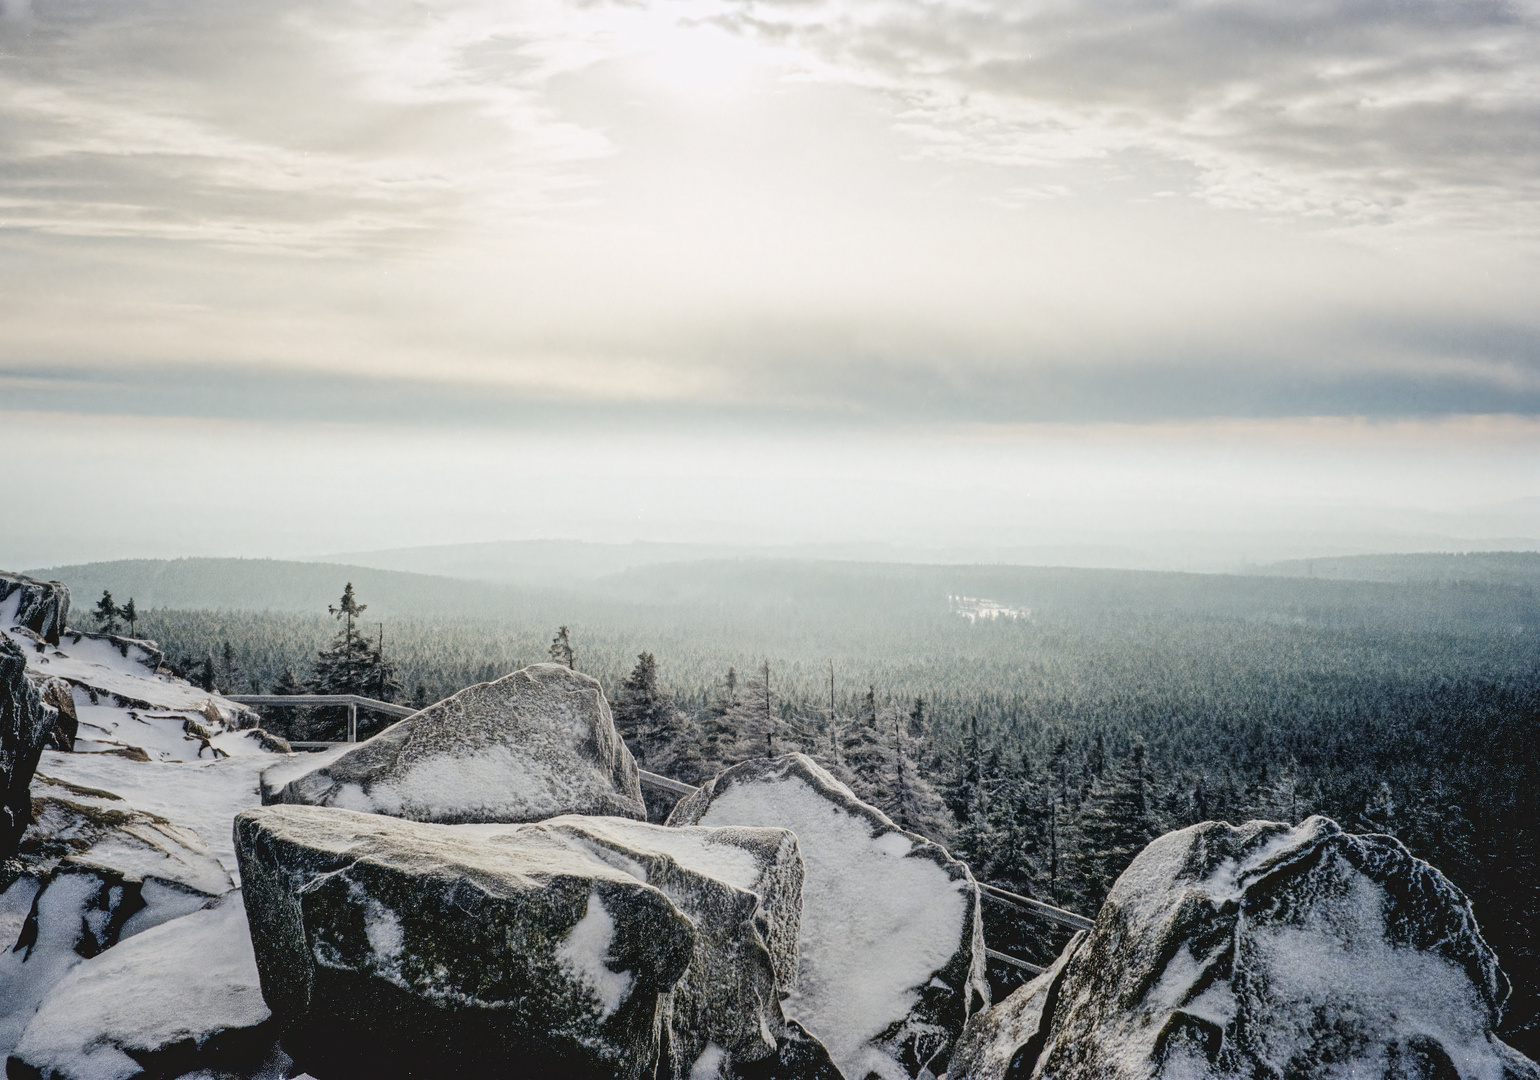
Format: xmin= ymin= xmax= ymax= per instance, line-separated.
xmin=42 ymin=553 xmax=1540 ymax=1055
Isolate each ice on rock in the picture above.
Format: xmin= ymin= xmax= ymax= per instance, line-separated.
xmin=9 ymin=891 xmax=280 ymax=1080
xmin=668 ymin=753 xmax=988 ymax=1080
xmin=948 ymin=816 xmax=1540 ymax=1080
xmin=235 ymin=804 xmax=697 ymax=1080
xmin=261 ymin=662 xmax=647 ymax=824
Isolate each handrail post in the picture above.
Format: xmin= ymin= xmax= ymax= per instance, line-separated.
xmin=348 ymin=700 xmax=357 ymax=743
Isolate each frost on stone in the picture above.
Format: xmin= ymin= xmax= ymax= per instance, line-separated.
xmin=668 ymin=753 xmax=988 ymax=1080
xmin=9 ymin=891 xmax=280 ymax=1080
xmin=523 ymin=813 xmax=805 ymax=1079
xmin=235 ymin=804 xmax=696 ymax=1080
xmin=950 ymin=816 xmax=1540 ymax=1080
xmin=261 ymin=662 xmax=646 ymax=824
xmin=0 ymin=784 xmax=233 ymax=1059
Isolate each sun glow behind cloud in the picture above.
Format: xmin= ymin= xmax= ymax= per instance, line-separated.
xmin=0 ymin=0 xmax=1536 ymax=561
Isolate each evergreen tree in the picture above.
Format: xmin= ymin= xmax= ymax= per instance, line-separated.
xmin=700 ymin=667 xmax=740 ymax=763
xmin=93 ymin=590 xmax=120 ymax=633
xmin=118 ymin=598 xmax=138 ymax=636
xmin=219 ymin=640 xmax=243 ymax=695
xmin=310 ymin=585 xmax=397 ymax=736
xmin=549 ymin=626 xmax=575 ymax=670
xmin=273 ymin=665 xmax=306 ymax=695
xmin=1074 ymin=744 xmax=1157 ymax=906
xmin=615 ymin=652 xmax=669 ymax=762
xmin=720 ymin=660 xmax=783 ymax=762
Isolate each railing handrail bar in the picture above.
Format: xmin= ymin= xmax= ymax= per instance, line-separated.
xmin=984 ymin=948 xmax=1046 ymax=975
xmin=226 ymin=694 xmax=416 ymax=718
xmin=980 ymin=882 xmax=1094 ymax=931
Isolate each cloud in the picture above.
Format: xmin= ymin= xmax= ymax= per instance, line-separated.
xmin=0 ymin=0 xmax=618 ymax=251
xmin=711 ymin=0 xmax=1540 ymax=228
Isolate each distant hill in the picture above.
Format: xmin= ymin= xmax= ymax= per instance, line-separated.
xmin=1252 ymin=551 xmax=1540 ymax=587
xmin=21 ymin=557 xmax=553 ymax=618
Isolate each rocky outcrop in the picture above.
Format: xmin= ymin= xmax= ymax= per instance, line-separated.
xmin=58 ymin=629 xmax=164 ymax=675
xmin=235 ymin=804 xmax=697 ymax=1080
xmin=8 ymin=892 xmax=281 ymax=1080
xmin=261 ymin=663 xmax=646 ymax=823
xmin=668 ymin=754 xmax=988 ymax=1080
xmin=530 ymin=814 xmax=810 ymax=1079
xmin=0 ymin=779 xmax=234 ymax=1058
xmin=34 ymin=681 xmax=75 ymax=753
xmin=0 ymin=574 xmax=69 ymax=647
xmin=948 ymin=816 xmax=1540 ymax=1080
xmin=2 ymin=640 xmax=51 ymax=860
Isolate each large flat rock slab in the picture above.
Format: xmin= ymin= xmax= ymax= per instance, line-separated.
xmin=261 ymin=663 xmax=646 ymax=823
xmin=668 ymin=753 xmax=988 ymax=1080
xmin=236 ymin=804 xmax=698 ymax=1080
xmin=950 ymin=816 xmax=1540 ymax=1080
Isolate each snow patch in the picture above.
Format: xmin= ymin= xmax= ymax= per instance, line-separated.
xmin=698 ymin=775 xmax=969 ymax=1080
xmin=557 ymin=891 xmax=633 ymax=1020
xmin=12 ymin=893 xmax=270 ymax=1080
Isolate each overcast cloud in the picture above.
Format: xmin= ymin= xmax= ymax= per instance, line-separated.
xmin=0 ymin=0 xmax=1536 ymax=559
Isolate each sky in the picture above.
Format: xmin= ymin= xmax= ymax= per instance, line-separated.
xmin=2 ymin=0 xmax=1538 ymax=570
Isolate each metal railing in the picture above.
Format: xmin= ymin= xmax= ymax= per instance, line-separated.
xmin=226 ymin=694 xmax=412 ymax=743
xmin=227 ymin=691 xmax=1092 ymax=973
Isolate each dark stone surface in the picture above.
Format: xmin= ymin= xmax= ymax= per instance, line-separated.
xmin=0 ymin=576 xmax=69 ymax=647
xmin=236 ymin=805 xmax=698 ymax=1080
xmin=1 ymin=641 xmax=50 ymax=860
xmin=949 ymin=816 xmax=1540 ymax=1080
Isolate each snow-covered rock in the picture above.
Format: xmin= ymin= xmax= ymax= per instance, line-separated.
xmin=525 ymin=814 xmax=810 ymax=1079
xmin=949 ymin=816 xmax=1540 ymax=1080
xmin=0 ymin=573 xmax=69 ymax=646
xmin=1 ymin=583 xmax=264 ymax=763
xmin=235 ymin=804 xmax=697 ymax=1080
xmin=668 ymin=754 xmax=989 ymax=1080
xmin=0 ymin=775 xmax=234 ymax=1058
xmin=8 ymin=891 xmax=284 ymax=1080
xmin=2 ymin=639 xmax=51 ymax=860
xmin=35 ymin=680 xmax=76 ymax=753
xmin=260 ymin=662 xmax=647 ymax=824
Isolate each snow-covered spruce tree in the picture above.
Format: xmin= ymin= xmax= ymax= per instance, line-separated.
xmin=548 ymin=625 xmax=575 ymax=669
xmin=308 ymin=585 xmax=399 ymax=738
xmin=93 ymin=589 xmax=120 ymax=633
xmin=1072 ymin=743 xmax=1158 ymax=907
xmin=699 ymin=666 xmax=739 ymax=764
xmin=615 ymin=652 xmax=670 ymax=763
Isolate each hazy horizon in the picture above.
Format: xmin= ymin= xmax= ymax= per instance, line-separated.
xmin=2 ymin=0 xmax=1537 ymax=566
